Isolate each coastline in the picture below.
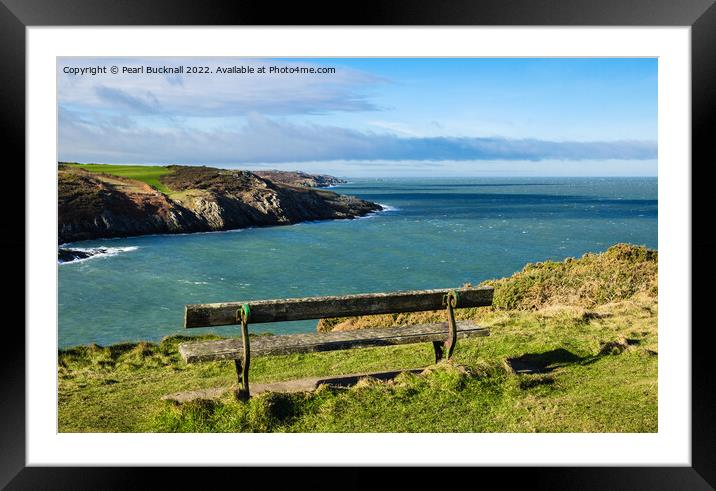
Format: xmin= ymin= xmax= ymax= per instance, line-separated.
xmin=58 ymin=164 xmax=382 ymax=245
xmin=58 ymin=202 xmax=394 ymax=264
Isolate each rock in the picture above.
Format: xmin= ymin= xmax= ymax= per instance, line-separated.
xmin=58 ymin=248 xmax=101 ymax=263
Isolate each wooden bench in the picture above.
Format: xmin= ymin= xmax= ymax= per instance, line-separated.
xmin=179 ymin=286 xmax=494 ymax=398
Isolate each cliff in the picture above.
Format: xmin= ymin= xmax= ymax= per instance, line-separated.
xmin=252 ymin=170 xmax=347 ymax=188
xmin=58 ymin=164 xmax=381 ymax=244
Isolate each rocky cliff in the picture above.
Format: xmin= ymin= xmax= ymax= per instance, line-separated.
xmin=253 ymin=170 xmax=347 ymax=188
xmin=58 ymin=164 xmax=381 ymax=244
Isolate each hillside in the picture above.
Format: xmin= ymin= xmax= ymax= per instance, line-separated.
xmin=58 ymin=164 xmax=381 ymax=244
xmin=58 ymin=244 xmax=658 ymax=433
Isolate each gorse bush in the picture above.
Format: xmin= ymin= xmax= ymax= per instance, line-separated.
xmin=487 ymin=243 xmax=657 ymax=311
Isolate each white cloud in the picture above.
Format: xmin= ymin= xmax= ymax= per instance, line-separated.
xmin=59 ymin=57 xmax=388 ymax=117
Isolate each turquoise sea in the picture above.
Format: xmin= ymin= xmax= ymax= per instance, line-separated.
xmin=58 ymin=177 xmax=657 ymax=348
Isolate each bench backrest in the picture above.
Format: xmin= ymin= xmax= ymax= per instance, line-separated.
xmin=184 ymin=286 xmax=494 ymax=328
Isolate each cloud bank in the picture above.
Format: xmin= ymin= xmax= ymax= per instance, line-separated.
xmin=59 ymin=110 xmax=657 ymax=165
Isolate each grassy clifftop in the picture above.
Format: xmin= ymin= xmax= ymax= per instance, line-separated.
xmin=58 ymin=244 xmax=658 ymax=433
xmin=318 ymin=243 xmax=657 ymax=332
xmin=62 ymin=163 xmax=346 ymax=194
xmin=64 ymin=163 xmax=173 ymax=193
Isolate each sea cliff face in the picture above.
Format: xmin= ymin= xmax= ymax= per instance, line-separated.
xmin=58 ymin=165 xmax=381 ymax=244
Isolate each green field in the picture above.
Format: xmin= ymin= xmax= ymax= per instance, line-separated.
xmin=58 ymin=244 xmax=658 ymax=433
xmin=65 ymin=163 xmax=173 ymax=193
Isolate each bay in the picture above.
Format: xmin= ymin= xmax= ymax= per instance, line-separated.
xmin=58 ymin=176 xmax=657 ymax=348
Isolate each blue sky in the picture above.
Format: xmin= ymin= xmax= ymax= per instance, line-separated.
xmin=58 ymin=57 xmax=657 ymax=177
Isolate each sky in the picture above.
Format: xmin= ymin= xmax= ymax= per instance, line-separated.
xmin=57 ymin=57 xmax=658 ymax=177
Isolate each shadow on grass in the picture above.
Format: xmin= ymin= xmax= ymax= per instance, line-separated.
xmin=507 ymin=348 xmax=587 ymax=374
xmin=262 ymin=393 xmax=304 ymax=423
xmin=506 ymin=340 xmax=639 ymax=374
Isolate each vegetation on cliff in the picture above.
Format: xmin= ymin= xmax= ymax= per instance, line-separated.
xmin=58 ymin=244 xmax=657 ymax=433
xmin=63 ymin=163 xmax=173 ymax=193
xmin=58 ymin=163 xmax=381 ymax=243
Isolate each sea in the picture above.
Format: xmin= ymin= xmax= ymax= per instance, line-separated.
xmin=58 ymin=177 xmax=657 ymax=348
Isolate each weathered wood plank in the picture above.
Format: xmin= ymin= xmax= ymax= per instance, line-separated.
xmin=179 ymin=320 xmax=489 ymax=363
xmin=185 ymin=286 xmax=493 ymax=328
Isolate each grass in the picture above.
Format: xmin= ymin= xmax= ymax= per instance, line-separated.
xmin=58 ymin=244 xmax=658 ymax=433
xmin=64 ymin=163 xmax=174 ymax=194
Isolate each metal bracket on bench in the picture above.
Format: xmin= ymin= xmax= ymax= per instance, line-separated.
xmin=434 ymin=290 xmax=459 ymax=362
xmin=235 ymin=304 xmax=251 ymax=400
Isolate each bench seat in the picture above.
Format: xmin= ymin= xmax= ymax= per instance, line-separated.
xmin=179 ymin=320 xmax=489 ymax=363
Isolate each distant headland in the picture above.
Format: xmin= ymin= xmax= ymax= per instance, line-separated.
xmin=58 ymin=163 xmax=380 ymax=247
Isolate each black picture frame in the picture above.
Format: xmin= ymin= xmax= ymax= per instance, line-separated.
xmin=2 ymin=0 xmax=713 ymax=488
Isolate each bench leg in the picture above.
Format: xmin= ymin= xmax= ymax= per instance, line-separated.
xmin=445 ymin=304 xmax=457 ymax=359
xmin=236 ymin=305 xmax=251 ymax=401
xmin=443 ymin=290 xmax=459 ymax=360
xmin=235 ymin=359 xmax=250 ymax=401
xmin=432 ymin=341 xmax=444 ymax=363
xmin=235 ymin=359 xmax=243 ymax=386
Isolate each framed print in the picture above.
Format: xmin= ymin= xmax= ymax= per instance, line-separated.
xmin=3 ymin=0 xmax=715 ymax=487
